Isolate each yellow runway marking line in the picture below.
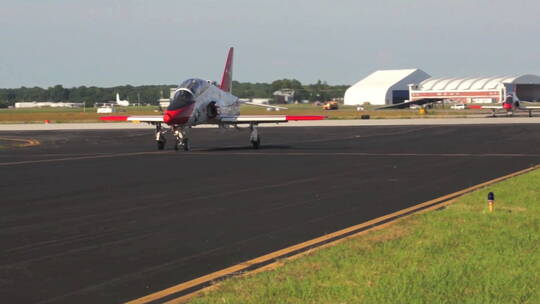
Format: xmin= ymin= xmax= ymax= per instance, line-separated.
xmin=127 ymin=163 xmax=540 ymax=304
xmin=0 ymin=136 xmax=40 ymax=148
xmin=164 ymin=202 xmax=463 ymax=304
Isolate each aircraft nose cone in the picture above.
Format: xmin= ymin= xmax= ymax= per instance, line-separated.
xmin=163 ymin=112 xmax=171 ymax=123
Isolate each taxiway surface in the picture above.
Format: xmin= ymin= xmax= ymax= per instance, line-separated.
xmin=1 ymin=125 xmax=540 ymax=303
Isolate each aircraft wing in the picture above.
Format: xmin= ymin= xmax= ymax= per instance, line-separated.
xmin=468 ymin=104 xmax=540 ymax=110
xmin=100 ymin=115 xmax=164 ymax=122
xmin=241 ymin=101 xmax=288 ymax=110
xmin=520 ymin=105 xmax=540 ymax=109
xmin=468 ymin=105 xmax=502 ymax=109
xmin=100 ymin=115 xmax=324 ymax=124
xmin=220 ymin=115 xmax=325 ymax=124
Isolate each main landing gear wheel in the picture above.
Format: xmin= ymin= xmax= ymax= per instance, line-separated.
xmin=249 ymin=122 xmax=260 ymax=149
xmin=155 ymin=123 xmax=166 ymax=150
xmin=251 ymin=136 xmax=260 ymax=149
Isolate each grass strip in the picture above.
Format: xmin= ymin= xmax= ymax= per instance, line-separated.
xmin=0 ymin=105 xmax=482 ymax=123
xmin=190 ymin=168 xmax=540 ymax=304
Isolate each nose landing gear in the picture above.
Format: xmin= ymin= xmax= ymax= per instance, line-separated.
xmin=174 ymin=127 xmax=190 ymax=151
xmin=175 ymin=138 xmax=190 ymax=151
xmin=154 ymin=123 xmax=190 ymax=151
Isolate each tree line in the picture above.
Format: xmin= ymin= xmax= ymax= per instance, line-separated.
xmin=0 ymin=79 xmax=349 ymax=108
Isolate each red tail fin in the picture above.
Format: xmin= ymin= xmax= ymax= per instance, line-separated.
xmin=220 ymin=47 xmax=234 ymax=93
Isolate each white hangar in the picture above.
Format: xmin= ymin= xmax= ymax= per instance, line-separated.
xmin=344 ymin=69 xmax=431 ymax=106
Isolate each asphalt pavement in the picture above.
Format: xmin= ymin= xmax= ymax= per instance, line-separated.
xmin=1 ymin=124 xmax=540 ymax=303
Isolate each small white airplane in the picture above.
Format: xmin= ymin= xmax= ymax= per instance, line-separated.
xmin=101 ymin=48 xmax=324 ymax=150
xmin=468 ymin=93 xmax=540 ymax=117
xmin=114 ymin=93 xmax=130 ymax=107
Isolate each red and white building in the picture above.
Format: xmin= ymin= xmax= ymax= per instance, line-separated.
xmin=409 ymin=75 xmax=540 ymax=103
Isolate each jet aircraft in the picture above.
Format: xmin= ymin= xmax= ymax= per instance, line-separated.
xmin=468 ymin=93 xmax=540 ymax=117
xmin=101 ymin=48 xmax=324 ymax=150
xmin=115 ymin=93 xmax=130 ymax=107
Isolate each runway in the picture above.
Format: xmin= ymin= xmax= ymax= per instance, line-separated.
xmin=1 ymin=124 xmax=540 ymax=303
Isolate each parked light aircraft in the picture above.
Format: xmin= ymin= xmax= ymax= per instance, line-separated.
xmin=101 ymin=48 xmax=324 ymax=151
xmin=468 ymin=93 xmax=540 ymax=117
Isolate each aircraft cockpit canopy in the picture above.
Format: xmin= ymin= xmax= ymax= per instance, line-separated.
xmin=168 ymin=79 xmax=210 ymax=110
xmin=178 ymin=78 xmax=210 ymax=96
xmin=168 ymin=89 xmax=194 ymax=110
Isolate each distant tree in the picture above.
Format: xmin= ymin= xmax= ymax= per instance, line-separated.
xmin=0 ymin=81 xmax=349 ymax=104
xmin=48 ymin=85 xmax=65 ymax=101
xmin=271 ymin=79 xmax=303 ymax=92
xmin=6 ymin=90 xmax=16 ymax=103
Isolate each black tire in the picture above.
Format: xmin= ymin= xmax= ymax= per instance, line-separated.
xmin=157 ymin=141 xmax=165 ymax=150
xmin=251 ymin=137 xmax=260 ymax=149
xmin=182 ymin=138 xmax=190 ymax=151
xmin=174 ymin=139 xmax=180 ymax=151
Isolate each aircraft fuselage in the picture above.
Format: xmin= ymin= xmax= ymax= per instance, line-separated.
xmin=164 ymin=78 xmax=239 ymax=126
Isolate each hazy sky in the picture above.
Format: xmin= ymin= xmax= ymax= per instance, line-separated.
xmin=1 ymin=0 xmax=539 ymax=88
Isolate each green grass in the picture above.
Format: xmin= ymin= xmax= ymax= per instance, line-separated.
xmin=0 ymin=105 xmax=160 ymax=113
xmin=0 ymin=104 xmax=484 ymax=123
xmin=190 ymin=168 xmax=540 ymax=304
xmin=240 ymin=104 xmax=478 ymax=120
xmin=0 ymin=106 xmax=160 ymax=123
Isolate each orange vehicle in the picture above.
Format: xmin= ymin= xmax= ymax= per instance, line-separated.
xmin=323 ymin=101 xmax=339 ymax=110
